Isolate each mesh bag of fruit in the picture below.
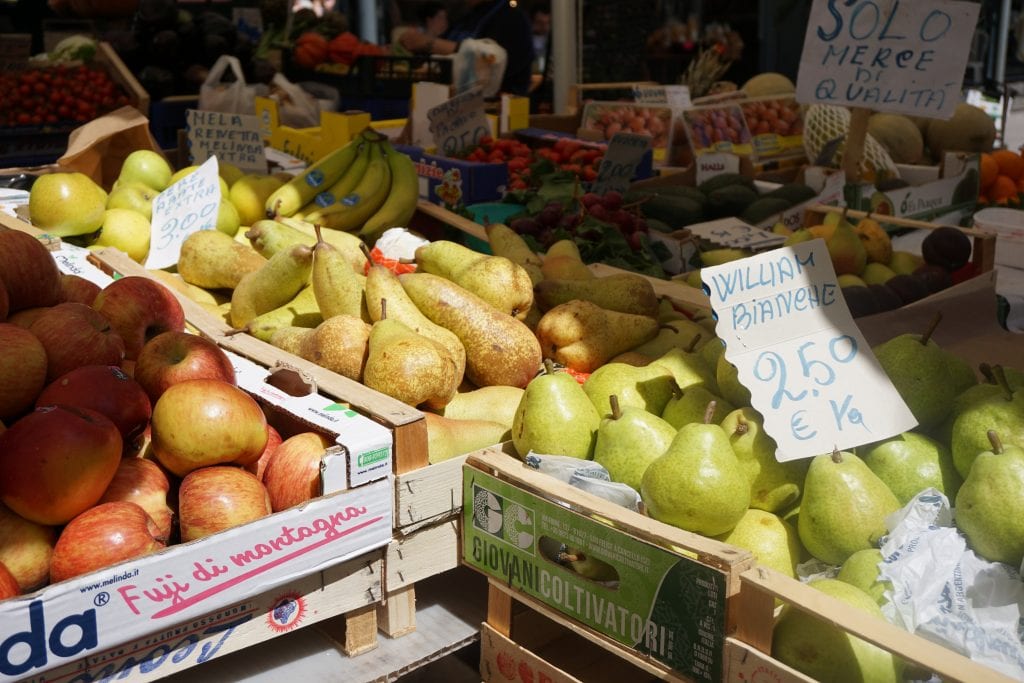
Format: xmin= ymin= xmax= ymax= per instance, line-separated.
xmin=803 ymin=104 xmax=899 ymax=181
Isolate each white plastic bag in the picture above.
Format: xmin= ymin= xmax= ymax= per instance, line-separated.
xmin=452 ymin=38 xmax=507 ymax=98
xmin=199 ymin=56 xmax=268 ymax=116
xmin=269 ymin=73 xmax=322 ymax=128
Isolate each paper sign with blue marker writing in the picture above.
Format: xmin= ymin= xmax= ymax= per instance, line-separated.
xmin=795 ymin=0 xmax=979 ymax=119
xmin=145 ymin=156 xmax=221 ymax=270
xmin=701 ymin=239 xmax=916 ymax=461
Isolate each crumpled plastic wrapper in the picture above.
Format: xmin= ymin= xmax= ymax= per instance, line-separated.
xmin=879 ymin=488 xmax=1024 ymax=679
xmin=523 ymin=452 xmax=642 ymax=512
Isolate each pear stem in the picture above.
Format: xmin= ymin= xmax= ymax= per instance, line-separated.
xmin=686 ymin=333 xmax=702 ymax=354
xmin=542 ymin=358 xmax=555 ymax=375
xmin=831 ymin=447 xmax=843 ymax=463
xmin=313 ymin=223 xmax=325 ymax=248
xmin=224 ymin=328 xmax=247 ymax=337
xmin=379 ymin=298 xmax=387 ymax=320
xmin=703 ymin=401 xmax=716 ymax=425
xmin=992 ymin=365 xmax=1014 ymax=401
xmin=988 ymin=430 xmax=1004 ymax=454
xmin=734 ymin=415 xmax=749 ymax=436
xmin=358 ymin=241 xmax=373 ymax=263
xmin=610 ymin=395 xmax=622 ymax=420
xmin=270 ymin=198 xmax=282 ymax=220
xmin=979 ymin=362 xmax=996 ymax=385
xmin=920 ymin=312 xmax=942 ymax=346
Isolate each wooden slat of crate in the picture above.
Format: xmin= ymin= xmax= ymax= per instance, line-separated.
xmin=393 ymin=454 xmax=468 ymax=533
xmin=739 ymin=566 xmax=1019 ymax=683
xmin=96 ymin=41 xmax=149 ymax=114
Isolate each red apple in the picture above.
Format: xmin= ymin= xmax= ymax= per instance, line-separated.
xmin=29 ymin=302 xmax=126 ymax=382
xmin=178 ymin=466 xmax=272 ymax=542
xmin=134 ymin=330 xmax=236 ymax=403
xmin=263 ymin=432 xmax=331 ymax=512
xmin=151 ymin=379 xmax=268 ymax=477
xmin=92 ymin=276 xmax=186 ymax=360
xmin=36 ymin=365 xmax=151 ymax=445
xmin=0 ymin=561 xmax=19 ymax=600
xmin=0 ymin=229 xmax=62 ymax=313
xmin=99 ymin=457 xmax=174 ymax=540
xmin=0 ymin=278 xmax=8 ymax=322
xmin=60 ymin=273 xmax=102 ymax=305
xmin=6 ymin=307 xmax=48 ymax=329
xmin=49 ymin=501 xmax=166 ymax=584
xmin=0 ymin=502 xmax=55 ymax=592
xmin=245 ymin=424 xmax=283 ymax=481
xmin=0 ymin=405 xmax=123 ymax=525
xmin=0 ymin=323 xmax=48 ymax=421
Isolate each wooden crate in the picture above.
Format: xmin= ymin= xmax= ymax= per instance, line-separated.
xmin=463 ymin=447 xmax=762 ymax=683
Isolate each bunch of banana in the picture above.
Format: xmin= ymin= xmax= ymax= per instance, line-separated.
xmin=264 ymin=129 xmax=419 ymax=243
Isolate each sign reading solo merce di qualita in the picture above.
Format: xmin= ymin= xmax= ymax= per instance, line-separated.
xmin=795 ymin=0 xmax=979 ymax=119
xmin=701 ymin=240 xmax=917 ymax=461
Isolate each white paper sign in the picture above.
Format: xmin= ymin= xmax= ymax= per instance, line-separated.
xmin=427 ymin=86 xmax=490 ymax=155
xmin=633 ymin=84 xmax=690 ymax=110
xmin=412 ymin=81 xmax=451 ymax=147
xmin=795 ymin=0 xmax=980 ymax=119
xmin=591 ymin=132 xmax=651 ymax=194
xmin=145 ymin=157 xmax=221 ymax=270
xmin=187 ymin=109 xmax=268 ymax=173
xmin=695 ymin=153 xmax=741 ymax=185
xmin=50 ymin=243 xmax=115 ymax=289
xmin=690 ymin=217 xmax=786 ymax=251
xmin=702 ymin=239 xmax=917 ymax=460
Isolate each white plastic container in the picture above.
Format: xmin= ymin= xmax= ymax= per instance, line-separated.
xmin=973 ymin=207 xmax=1024 ymax=268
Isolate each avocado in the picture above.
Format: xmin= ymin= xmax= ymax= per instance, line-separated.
xmin=741 ymin=197 xmax=793 ymax=225
xmin=652 ymin=185 xmax=710 ymax=207
xmin=706 ymin=184 xmax=760 ymax=219
xmin=698 ymin=172 xmax=756 ymax=195
xmin=642 ymin=196 xmax=706 ymax=228
xmin=645 ymin=218 xmax=673 ymax=233
xmin=764 ymin=183 xmax=818 ymax=205
xmin=868 ymin=190 xmax=895 ymax=215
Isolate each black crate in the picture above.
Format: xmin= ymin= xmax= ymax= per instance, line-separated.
xmin=284 ymin=53 xmax=452 ymax=100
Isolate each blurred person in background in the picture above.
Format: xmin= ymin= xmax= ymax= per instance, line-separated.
xmin=530 ymin=2 xmax=550 ymax=74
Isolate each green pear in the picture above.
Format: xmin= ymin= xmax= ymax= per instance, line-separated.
xmin=656 ymin=297 xmax=687 ymax=322
xmin=178 ymin=229 xmax=267 ymax=290
xmin=860 ymin=431 xmax=962 ymax=504
xmin=243 ymin=286 xmax=323 ymax=342
xmin=716 ymin=355 xmax=751 ymax=407
xmin=631 ymin=318 xmax=708 ymax=357
xmin=400 ymin=272 xmax=541 ymax=388
xmin=649 ymin=335 xmax=717 ymax=392
xmin=772 ymin=579 xmax=903 ymax=683
xmin=560 ymin=547 xmax=618 ymax=582
xmin=485 ymin=223 xmax=543 ymax=285
xmin=541 ymin=239 xmax=593 ymax=280
xmin=311 ymin=225 xmax=368 ymax=321
xmin=424 ymin=413 xmax=510 ymax=464
xmin=721 ymin=408 xmax=807 ymax=513
xmin=783 ymin=228 xmax=814 ymax=246
xmin=230 ymin=244 xmax=314 ymax=328
xmin=836 ymin=548 xmax=891 ymax=605
xmin=872 ymin=317 xmax=958 ymax=429
xmin=837 ymin=274 xmax=867 ymax=288
xmin=300 ymin=314 xmax=371 ymax=381
xmin=955 ymin=431 xmax=1024 ymax=566
xmin=950 ymin=367 xmax=1024 ymax=478
xmin=593 ymin=395 xmax=677 ymax=491
xmin=362 ymin=301 xmax=459 ymax=409
xmin=699 ymin=337 xmax=726 ymax=371
xmin=582 ymin=362 xmax=676 ymax=418
xmin=365 ymin=265 xmax=465 ymax=383
xmin=825 ymin=219 xmax=868 ymax=275
xmin=661 ymin=385 xmax=734 ymax=428
xmin=640 ymin=405 xmax=750 ymax=535
xmin=535 ymin=300 xmax=658 ymax=373
xmin=861 ymin=262 xmax=897 ymax=285
xmin=888 ymin=250 xmax=923 ymax=275
xmin=534 ymin=273 xmax=659 ymax=317
xmin=437 ymin=385 xmax=525 ymax=429
xmin=247 ymin=217 xmax=366 ymax=272
xmin=29 ymin=172 xmax=108 ymax=237
xmin=415 ymin=240 xmax=534 ymax=320
xmin=716 ymin=509 xmax=801 ymax=578
xmin=269 ymin=325 xmax=315 ymax=357
xmin=511 ymin=361 xmax=600 ymax=460
xmin=799 ymin=451 xmax=900 ymax=566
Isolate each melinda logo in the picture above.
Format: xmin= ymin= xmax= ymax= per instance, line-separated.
xmin=357 ymin=448 xmax=389 ymax=467
xmin=0 ymin=601 xmax=97 ymax=677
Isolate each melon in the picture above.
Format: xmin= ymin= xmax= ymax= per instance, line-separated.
xmin=867 ymin=113 xmax=924 ymax=165
xmin=742 ymin=73 xmax=795 ymax=98
xmin=925 ymin=103 xmax=996 ymax=162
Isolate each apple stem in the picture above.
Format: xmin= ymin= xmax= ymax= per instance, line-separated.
xmin=920 ymin=312 xmax=942 ymax=346
xmin=610 ymin=395 xmax=621 ymax=420
xmin=988 ymin=430 xmax=1004 ymax=454
xmin=542 ymin=358 xmax=555 ymax=376
xmin=992 ymin=365 xmax=1014 ymax=401
xmin=979 ymin=362 xmax=996 ymax=384
xmin=686 ymin=334 xmax=702 ymax=353
xmin=831 ymin=447 xmax=843 ymax=463
xmin=734 ymin=415 xmax=748 ymax=436
xmin=703 ymin=401 xmax=716 ymax=425
xmin=379 ymin=298 xmax=387 ymax=321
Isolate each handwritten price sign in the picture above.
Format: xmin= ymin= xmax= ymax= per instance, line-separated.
xmin=702 ymin=239 xmax=916 ymax=461
xmin=690 ymin=218 xmax=786 ymax=251
xmin=145 ymin=156 xmax=221 ymax=270
xmin=591 ymin=132 xmax=651 ymax=194
xmin=795 ymin=0 xmax=979 ymax=119
xmin=427 ymin=87 xmax=491 ymax=156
